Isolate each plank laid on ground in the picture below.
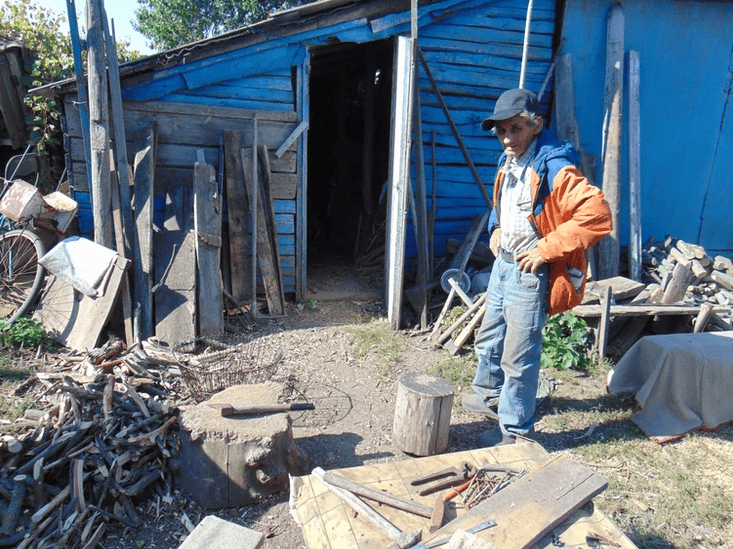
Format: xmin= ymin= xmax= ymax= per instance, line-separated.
xmin=224 ymin=130 xmax=252 ymax=304
xmin=178 ymin=515 xmax=263 ymax=549
xmin=424 ymin=454 xmax=607 ymax=549
xmin=154 ymin=186 xmax=196 ymax=345
xmin=194 ymin=162 xmax=224 ymax=337
xmin=132 ymin=126 xmax=156 ymax=339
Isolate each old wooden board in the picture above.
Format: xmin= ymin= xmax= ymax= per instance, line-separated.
xmin=194 ymin=162 xmax=224 ymax=337
xmin=581 ymin=276 xmax=646 ymax=304
xmin=291 ymin=444 xmax=638 ymax=549
xmin=424 ymin=455 xmax=607 ymax=549
xmin=241 ymin=148 xmax=285 ymax=316
xmin=225 ymin=130 xmax=252 ymax=304
xmin=132 ymin=126 xmax=156 ymax=339
xmin=33 ymin=255 xmax=130 ymax=351
xmin=572 ymin=303 xmax=728 ymax=318
xmin=154 ymin=185 xmax=196 ymax=345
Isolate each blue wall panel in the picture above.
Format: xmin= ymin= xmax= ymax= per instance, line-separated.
xmin=561 ymin=0 xmax=733 ymax=253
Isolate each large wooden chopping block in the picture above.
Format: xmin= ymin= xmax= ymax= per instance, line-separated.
xmin=177 ymin=383 xmax=308 ymax=509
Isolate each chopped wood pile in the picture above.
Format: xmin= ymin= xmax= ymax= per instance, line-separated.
xmin=0 ymin=337 xmax=281 ymax=548
xmin=428 ymin=235 xmax=733 ymax=360
xmin=641 ymin=236 xmax=733 ymax=315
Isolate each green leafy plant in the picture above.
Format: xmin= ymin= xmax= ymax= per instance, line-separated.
xmin=541 ymin=311 xmax=594 ymax=371
xmin=0 ymin=316 xmax=48 ymax=348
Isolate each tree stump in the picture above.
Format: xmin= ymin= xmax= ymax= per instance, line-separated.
xmin=393 ymin=372 xmax=454 ymax=456
xmin=177 ymin=383 xmax=308 ymax=509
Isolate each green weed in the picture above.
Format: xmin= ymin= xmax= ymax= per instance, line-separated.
xmin=0 ymin=316 xmax=48 ymax=348
xmin=541 ymin=311 xmax=594 ymax=371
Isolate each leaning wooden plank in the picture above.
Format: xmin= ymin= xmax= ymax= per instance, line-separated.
xmin=257 ymin=144 xmax=286 ymax=316
xmin=194 ymin=162 xmax=224 ymax=337
xmin=154 ymin=186 xmax=196 ymax=346
xmin=241 ymin=149 xmax=284 ymax=316
xmin=224 ymin=130 xmax=252 ymax=304
xmin=132 ymin=126 xmax=156 ymax=339
xmin=110 ymin=169 xmax=134 ymax=346
xmin=423 ymin=453 xmax=607 ymax=549
xmin=34 ymin=255 xmax=130 ymax=351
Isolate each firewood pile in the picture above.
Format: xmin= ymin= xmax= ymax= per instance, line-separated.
xmin=0 ymin=337 xmax=281 ymax=548
xmin=641 ymin=235 xmax=733 ymax=320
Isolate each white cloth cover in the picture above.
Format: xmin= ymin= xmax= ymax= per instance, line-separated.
xmin=39 ymin=236 xmax=118 ymax=297
xmin=607 ymin=332 xmax=733 ymax=443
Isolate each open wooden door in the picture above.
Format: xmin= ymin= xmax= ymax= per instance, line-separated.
xmin=385 ymin=36 xmax=414 ymax=329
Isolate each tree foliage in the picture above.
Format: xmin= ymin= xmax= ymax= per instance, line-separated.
xmin=0 ymin=0 xmax=139 ymax=185
xmin=133 ymin=0 xmax=306 ymax=51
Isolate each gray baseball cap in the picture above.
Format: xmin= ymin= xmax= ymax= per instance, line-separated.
xmin=481 ymin=88 xmax=540 ymax=131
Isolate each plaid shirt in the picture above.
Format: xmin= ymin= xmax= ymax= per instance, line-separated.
xmin=498 ymin=138 xmax=539 ymax=256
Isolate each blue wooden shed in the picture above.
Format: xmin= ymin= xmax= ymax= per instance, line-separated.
xmin=559 ymin=0 xmax=733 ymax=256
xmin=42 ymin=0 xmax=557 ymax=323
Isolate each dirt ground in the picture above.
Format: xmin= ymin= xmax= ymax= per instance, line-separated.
xmin=5 ymin=256 xmax=733 ymax=549
xmin=95 ymin=297 xmax=603 ymax=549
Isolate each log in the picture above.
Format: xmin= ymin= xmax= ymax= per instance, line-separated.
xmin=598 ymin=3 xmax=624 ymax=279
xmin=177 ymin=383 xmax=308 ymax=509
xmin=661 ymin=263 xmax=696 ymax=304
xmin=392 ymin=372 xmax=454 ymax=456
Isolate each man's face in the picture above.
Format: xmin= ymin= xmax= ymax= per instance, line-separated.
xmin=494 ymin=113 xmax=543 ymax=158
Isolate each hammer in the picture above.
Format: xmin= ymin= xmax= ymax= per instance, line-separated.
xmin=312 ymin=467 xmax=422 ymax=549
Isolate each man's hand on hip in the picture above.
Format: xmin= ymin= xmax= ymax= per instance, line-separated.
xmin=516 ymin=247 xmax=546 ymax=274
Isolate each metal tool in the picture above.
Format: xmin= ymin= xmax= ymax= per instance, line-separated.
xmin=410 ymin=462 xmax=478 ymax=496
xmin=413 ymin=519 xmax=497 ymax=549
xmin=207 ymin=402 xmax=315 ymax=417
xmin=321 ymin=470 xmax=433 ymax=518
xmin=312 ymin=467 xmax=422 ymax=549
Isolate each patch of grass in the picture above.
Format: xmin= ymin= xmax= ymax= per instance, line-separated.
xmin=345 ymin=320 xmax=405 ymax=373
xmin=536 ymin=360 xmax=733 ymax=549
xmin=428 ymin=353 xmax=475 ymax=394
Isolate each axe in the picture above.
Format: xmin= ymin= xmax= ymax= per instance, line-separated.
xmin=208 ymin=402 xmax=315 ymax=417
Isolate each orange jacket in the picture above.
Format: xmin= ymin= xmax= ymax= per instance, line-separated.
xmin=490 ymin=131 xmax=612 ymax=315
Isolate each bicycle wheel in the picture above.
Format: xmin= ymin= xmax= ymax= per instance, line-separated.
xmin=0 ymin=229 xmax=46 ymax=324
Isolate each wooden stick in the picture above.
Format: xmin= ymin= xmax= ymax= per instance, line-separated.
xmin=429 ymin=286 xmax=456 ymax=341
xmin=437 ymin=293 xmax=486 ymax=345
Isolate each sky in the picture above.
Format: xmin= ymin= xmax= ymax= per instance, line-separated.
xmin=45 ymin=0 xmax=156 ymax=56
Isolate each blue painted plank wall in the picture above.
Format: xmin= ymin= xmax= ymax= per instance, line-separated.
xmin=561 ymin=0 xmax=733 ymax=253
xmin=80 ymin=0 xmax=557 ymax=291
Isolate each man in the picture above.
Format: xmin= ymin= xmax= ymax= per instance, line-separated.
xmin=462 ymin=88 xmax=612 ymax=446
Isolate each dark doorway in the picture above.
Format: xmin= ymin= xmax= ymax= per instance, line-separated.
xmin=307 ymin=38 xmax=394 ymax=278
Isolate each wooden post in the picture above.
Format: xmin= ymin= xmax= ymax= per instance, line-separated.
xmin=65 ymin=0 xmax=92 ymax=192
xmin=519 ymin=0 xmax=534 ymax=89
xmin=596 ymin=286 xmax=612 ymax=364
xmin=87 ymin=0 xmax=112 ymax=248
xmin=554 ymin=53 xmax=599 ymax=281
xmin=598 ymin=3 xmax=624 ymax=279
xmin=393 ymin=372 xmax=454 ymax=456
xmin=628 ymin=50 xmax=642 ymax=282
